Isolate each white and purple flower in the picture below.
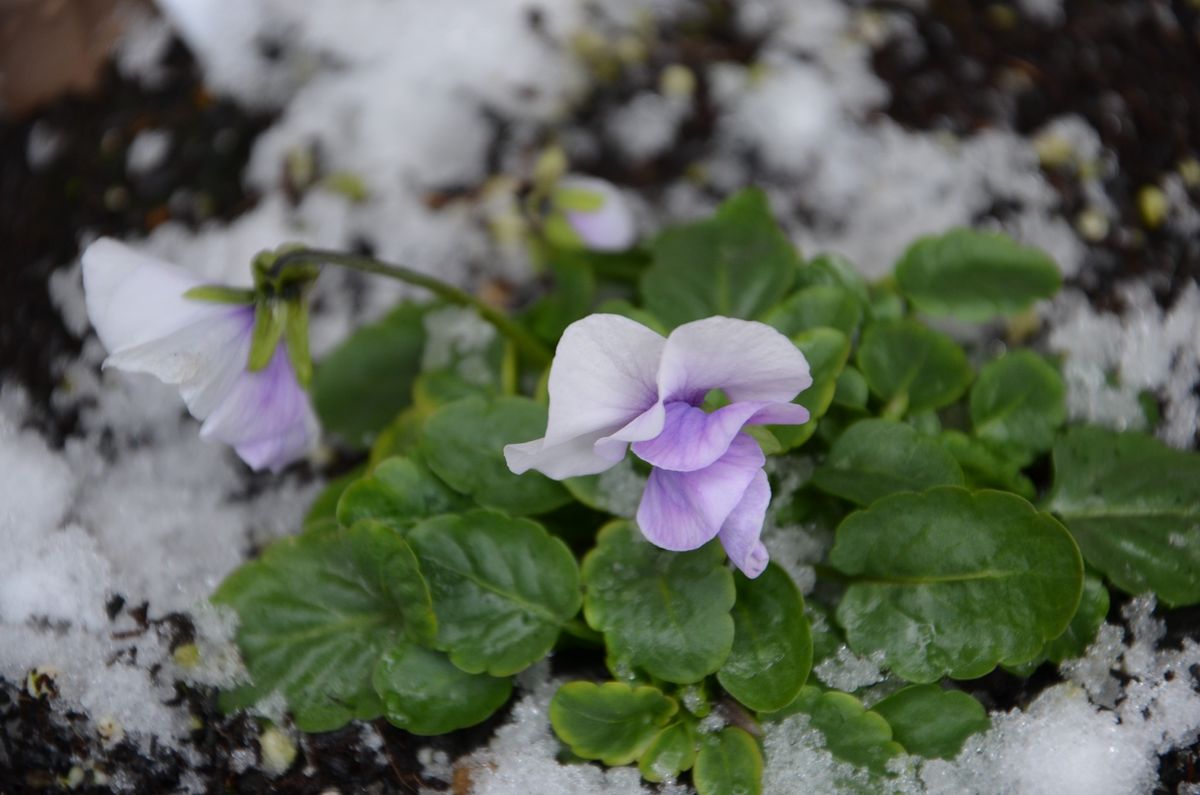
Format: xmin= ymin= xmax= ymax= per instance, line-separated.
xmin=548 ymin=175 xmax=637 ymax=252
xmin=504 ymin=314 xmax=811 ymax=577
xmin=82 ymin=238 xmax=319 ymax=472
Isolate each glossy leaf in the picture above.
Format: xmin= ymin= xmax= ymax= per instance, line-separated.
xmin=312 ymin=302 xmax=428 ymax=447
xmin=421 ymin=395 xmax=571 ymax=516
xmin=833 ymin=366 xmax=869 ymax=411
xmin=831 ymin=487 xmax=1084 ymax=682
xmin=1008 ymin=574 xmax=1110 ymax=676
xmin=870 ymin=685 xmax=989 ymax=760
xmin=766 ymin=687 xmax=902 ymax=775
xmin=939 ymin=430 xmax=1036 ymax=500
xmin=408 ymin=510 xmax=581 ymax=676
xmin=794 ymin=253 xmax=870 ymax=308
xmin=641 ymin=189 xmax=798 ymax=327
xmin=373 ymin=644 xmax=512 ymax=735
xmin=770 ymin=327 xmax=851 ymax=450
xmin=970 ymin=351 xmax=1066 ymax=459
xmin=302 ymin=465 xmax=365 ymax=534
xmin=763 ymin=285 xmax=863 ymax=336
xmin=718 ymin=564 xmax=813 ymax=712
xmin=1045 ymin=426 xmax=1200 ymax=606
xmin=213 ymin=521 xmax=436 ymax=732
xmin=812 ymin=419 xmax=964 ymax=506
xmin=693 ymin=727 xmax=763 ymax=795
xmin=856 ymin=319 xmax=973 ymax=415
xmin=582 ymin=522 xmax=735 ymax=684
xmin=895 ymin=228 xmax=1061 ymax=321
xmin=336 ymin=455 xmax=468 ymax=531
xmin=639 ymin=721 xmax=698 ymax=783
xmin=550 ymin=681 xmax=678 ymax=766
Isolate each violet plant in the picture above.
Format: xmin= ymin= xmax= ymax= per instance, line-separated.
xmin=83 ymin=185 xmax=1200 ymax=793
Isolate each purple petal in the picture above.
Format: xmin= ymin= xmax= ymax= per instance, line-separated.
xmin=718 ymin=469 xmax=771 ymax=578
xmin=632 ymin=400 xmax=810 ymax=472
xmin=656 ymin=317 xmax=812 ymax=405
xmin=507 ymin=314 xmax=665 ymax=479
xmin=636 ymin=433 xmax=765 ymax=551
xmin=559 ymin=176 xmax=636 ymax=252
xmin=199 ymin=342 xmax=318 ymax=472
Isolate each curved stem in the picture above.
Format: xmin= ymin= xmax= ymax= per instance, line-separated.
xmin=271 ymin=248 xmax=552 ymax=366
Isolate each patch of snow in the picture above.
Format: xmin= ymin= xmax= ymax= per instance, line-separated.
xmin=126 ymin=129 xmax=173 ymax=176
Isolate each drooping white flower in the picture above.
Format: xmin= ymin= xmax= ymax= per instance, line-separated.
xmin=82 ymin=238 xmax=318 ymax=472
xmin=505 ymin=314 xmax=811 ymax=577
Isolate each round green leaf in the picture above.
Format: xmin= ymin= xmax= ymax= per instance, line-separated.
xmin=833 ymin=366 xmax=869 ymax=411
xmin=408 ymin=510 xmax=581 ymax=676
xmin=939 ymin=430 xmax=1035 ymax=500
xmin=582 ymin=521 xmax=735 ymax=684
xmin=313 ymin=302 xmax=428 ymax=447
xmin=970 ymin=351 xmax=1066 ymax=458
xmin=1008 ymin=573 xmax=1110 ymax=676
xmin=550 ymin=681 xmax=678 ymax=766
xmin=770 ymin=327 xmax=851 ymax=451
xmin=870 ymin=685 xmax=990 ymax=760
xmin=812 ymin=419 xmax=964 ymax=506
xmin=639 ymin=721 xmax=698 ymax=782
xmin=641 ymin=189 xmax=798 ymax=327
xmin=717 ymin=564 xmax=813 ymax=712
xmin=831 ymin=487 xmax=1084 ymax=682
xmin=694 ymin=727 xmax=763 ymax=795
xmin=763 ymin=285 xmax=863 ymax=336
xmin=420 ymin=395 xmax=571 ymax=516
xmin=857 ymin=319 xmax=973 ymax=414
xmin=895 ymin=228 xmax=1062 ymax=321
xmin=764 ymin=687 xmax=903 ymax=775
xmin=212 ymin=521 xmax=436 ymax=732
xmin=1045 ymin=426 xmax=1200 ymax=606
xmin=336 ymin=455 xmax=468 ymax=531
xmin=794 ymin=253 xmax=871 ymax=307
xmin=302 ymin=465 xmax=365 ymax=534
xmin=372 ymin=644 xmax=512 ymax=735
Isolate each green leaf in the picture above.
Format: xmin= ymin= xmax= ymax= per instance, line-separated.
xmin=857 ymin=319 xmax=973 ymax=415
xmin=594 ymin=298 xmax=669 ymax=336
xmin=763 ymin=285 xmax=863 ymax=336
xmin=939 ymin=430 xmax=1036 ymax=500
xmin=831 ymin=487 xmax=1084 ymax=682
xmin=870 ymin=685 xmax=989 ymax=760
xmin=336 ymin=455 xmax=469 ymax=531
xmin=832 ymin=366 xmax=869 ymax=411
xmin=718 ymin=564 xmax=813 ymax=712
xmin=550 ymin=681 xmax=678 ymax=766
xmin=212 ymin=521 xmax=436 ymax=732
xmin=302 ymin=465 xmax=366 ymax=534
xmin=895 ymin=228 xmax=1061 ymax=321
xmin=766 ymin=687 xmax=902 ymax=775
xmin=641 ymin=188 xmax=798 ymax=327
xmin=770 ymin=328 xmax=851 ymax=451
xmin=408 ymin=510 xmax=581 ymax=676
xmin=694 ymin=727 xmax=763 ymax=795
xmin=794 ymin=254 xmax=870 ymax=308
xmin=313 ymin=302 xmax=429 ymax=447
xmin=582 ymin=521 xmax=735 ymax=684
xmin=248 ymin=299 xmax=287 ymax=371
xmin=811 ymin=419 xmax=964 ymax=506
xmin=373 ymin=643 xmax=512 ymax=735
xmin=1045 ymin=426 xmax=1200 ymax=606
xmin=368 ymin=407 xmax=427 ymax=468
xmin=420 ymin=395 xmax=571 ymax=516
xmin=970 ymin=351 xmax=1066 ymax=460
xmin=524 ymin=250 xmax=597 ymax=343
xmin=639 ymin=721 xmax=699 ymax=782
xmin=1007 ymin=574 xmax=1110 ymax=676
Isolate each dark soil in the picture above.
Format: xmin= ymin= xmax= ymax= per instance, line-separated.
xmin=1 ymin=1 xmax=1199 ymax=793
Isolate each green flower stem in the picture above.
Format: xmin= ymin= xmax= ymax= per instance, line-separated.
xmin=270 ymin=248 xmax=552 ymax=367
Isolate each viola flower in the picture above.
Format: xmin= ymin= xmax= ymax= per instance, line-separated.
xmin=544 ymin=175 xmax=637 ymax=252
xmin=81 ymin=238 xmax=319 ymax=472
xmin=504 ymin=314 xmax=811 ymax=577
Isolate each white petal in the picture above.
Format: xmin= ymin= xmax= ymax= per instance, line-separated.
xmin=82 ymin=238 xmax=223 ymax=354
xmin=656 ymin=316 xmax=812 ymax=404
xmin=504 ymin=429 xmax=620 ymax=480
xmin=542 ymin=314 xmax=665 ymax=446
